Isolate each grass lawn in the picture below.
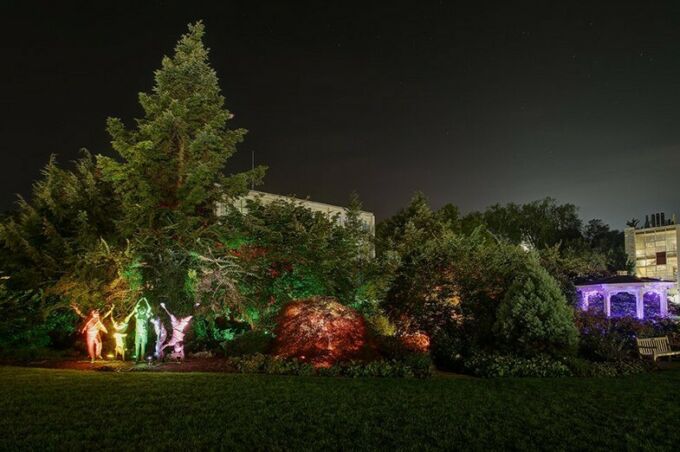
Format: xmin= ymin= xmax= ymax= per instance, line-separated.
xmin=1 ymin=366 xmax=680 ymax=450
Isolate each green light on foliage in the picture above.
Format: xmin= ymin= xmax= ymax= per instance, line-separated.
xmin=122 ymin=258 xmax=144 ymax=292
xmin=223 ymin=236 xmax=250 ymax=250
xmin=184 ymin=269 xmax=198 ymax=300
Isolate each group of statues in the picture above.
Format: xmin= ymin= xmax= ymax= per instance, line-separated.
xmin=71 ymin=298 xmax=193 ymax=363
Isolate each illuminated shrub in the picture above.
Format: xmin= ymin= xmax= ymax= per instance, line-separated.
xmin=400 ymin=332 xmax=431 ymax=353
xmin=273 ymin=296 xmax=368 ymax=367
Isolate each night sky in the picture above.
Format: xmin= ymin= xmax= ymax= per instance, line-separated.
xmin=2 ymin=1 xmax=680 ymax=227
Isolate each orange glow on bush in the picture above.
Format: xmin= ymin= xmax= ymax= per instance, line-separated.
xmin=273 ymin=296 xmax=367 ymax=367
xmin=400 ymin=332 xmax=431 ymax=353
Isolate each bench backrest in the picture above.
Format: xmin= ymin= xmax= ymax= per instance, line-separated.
xmin=636 ymin=336 xmax=671 ymax=356
xmin=654 ymin=337 xmax=671 ymax=353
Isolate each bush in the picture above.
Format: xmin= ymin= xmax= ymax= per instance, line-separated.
xmin=273 ymin=296 xmax=369 ymax=367
xmin=227 ymin=353 xmax=316 ymax=375
xmin=494 ymin=259 xmax=579 ymax=357
xmin=220 ymin=330 xmax=273 ymax=357
xmin=575 ymin=312 xmax=678 ymax=362
xmin=375 ymin=334 xmax=430 ymax=358
xmin=400 ymin=332 xmax=431 ymax=353
xmin=0 ymin=289 xmax=77 ymax=356
xmin=399 ymin=353 xmax=434 ymax=378
xmin=226 ymin=353 xmax=432 ymax=378
xmin=464 ymin=352 xmax=572 ymax=378
xmin=429 ymin=328 xmax=469 ymax=371
xmin=322 ymin=356 xmax=432 ymax=378
xmin=366 ymin=314 xmax=397 ymax=336
xmin=566 ymin=357 xmax=651 ymax=377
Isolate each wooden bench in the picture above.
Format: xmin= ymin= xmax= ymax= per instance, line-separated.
xmin=636 ymin=336 xmax=680 ymax=362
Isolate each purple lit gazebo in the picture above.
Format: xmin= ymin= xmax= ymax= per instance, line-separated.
xmin=575 ymin=275 xmax=675 ymax=319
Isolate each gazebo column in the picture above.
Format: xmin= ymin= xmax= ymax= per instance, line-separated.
xmin=636 ymin=289 xmax=644 ymax=319
xmin=604 ymin=291 xmax=611 ymax=317
xmin=660 ymin=290 xmax=669 ymax=317
xmin=581 ymin=291 xmax=589 ymax=311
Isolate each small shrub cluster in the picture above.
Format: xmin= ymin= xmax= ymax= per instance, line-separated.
xmin=227 ymin=353 xmax=316 ymax=375
xmin=320 ymin=356 xmax=432 ymax=378
xmin=566 ymin=357 xmax=650 ymax=377
xmin=463 ymin=353 xmax=572 ymax=378
xmin=226 ymin=353 xmax=432 ymax=378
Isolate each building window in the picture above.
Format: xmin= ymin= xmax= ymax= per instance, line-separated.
xmin=656 ymin=251 xmax=667 ymax=265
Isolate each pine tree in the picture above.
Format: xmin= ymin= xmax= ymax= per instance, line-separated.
xmin=99 ymin=21 xmax=265 ymax=234
xmin=494 ymin=258 xmax=579 ymax=357
xmin=97 ymin=22 xmax=265 ymax=312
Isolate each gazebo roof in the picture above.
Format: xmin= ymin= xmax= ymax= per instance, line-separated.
xmin=575 ymin=275 xmax=675 ymax=287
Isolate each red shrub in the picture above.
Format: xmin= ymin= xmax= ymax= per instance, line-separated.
xmin=273 ymin=296 xmax=368 ymax=367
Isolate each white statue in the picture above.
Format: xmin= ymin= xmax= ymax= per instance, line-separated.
xmin=160 ymin=303 xmax=193 ymax=360
xmin=150 ymin=316 xmax=167 ymax=360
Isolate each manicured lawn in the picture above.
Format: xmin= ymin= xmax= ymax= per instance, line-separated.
xmin=1 ymin=366 xmax=680 ymax=450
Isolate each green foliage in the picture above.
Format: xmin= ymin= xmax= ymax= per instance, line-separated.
xmin=566 ymin=357 xmax=650 ymax=377
xmin=226 ymin=353 xmax=432 ymax=378
xmin=460 ymin=198 xmax=628 ymax=275
xmin=0 ymin=152 xmax=120 ymax=294
xmin=463 ymin=198 xmax=583 ymax=248
xmin=378 ymin=192 xmax=634 ymax=375
xmin=320 ymin=357 xmax=432 ymax=378
xmin=383 ymin=229 xmax=529 ymax=341
xmin=366 ymin=314 xmax=397 ymax=336
xmin=221 ymin=194 xmax=377 ymax=329
xmin=464 ymin=352 xmax=572 ymax=378
xmin=0 ymin=287 xmax=77 ymax=353
xmin=270 ymin=265 xmax=326 ymax=301
xmin=583 ymin=219 xmax=632 ymax=273
xmin=220 ymin=330 xmax=273 ymax=357
xmin=376 ymin=191 xmax=448 ymax=261
xmin=99 ymin=21 xmax=264 ymax=234
xmin=494 ymin=258 xmax=579 ymax=357
xmin=372 ymin=336 xmax=433 ymax=378
xmin=95 ymin=22 xmax=262 ymax=314
xmin=538 ymin=245 xmax=609 ymax=306
xmin=226 ymin=353 xmax=315 ymax=375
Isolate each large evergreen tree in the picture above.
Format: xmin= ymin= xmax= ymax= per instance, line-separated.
xmin=100 ymin=22 xmax=264 ymax=233
xmin=97 ymin=22 xmax=265 ymax=313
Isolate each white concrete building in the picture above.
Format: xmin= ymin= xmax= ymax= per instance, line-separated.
xmin=217 ymin=190 xmax=375 ymax=235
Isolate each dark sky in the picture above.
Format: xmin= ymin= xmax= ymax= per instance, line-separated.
xmin=1 ymin=1 xmax=680 ymax=227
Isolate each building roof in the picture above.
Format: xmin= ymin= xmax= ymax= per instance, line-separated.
xmin=574 ymin=275 xmax=675 ymax=286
